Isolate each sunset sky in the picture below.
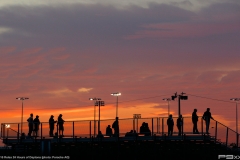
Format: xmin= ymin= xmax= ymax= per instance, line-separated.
xmin=0 ymin=0 xmax=240 ymax=131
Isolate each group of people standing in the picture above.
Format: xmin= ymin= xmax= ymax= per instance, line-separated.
xmin=27 ymin=113 xmax=40 ymax=137
xmin=27 ymin=113 xmax=65 ymax=137
xmin=104 ymin=117 xmax=119 ymax=137
xmin=167 ymin=108 xmax=214 ymax=136
xmin=26 ymin=108 xmax=214 ymax=138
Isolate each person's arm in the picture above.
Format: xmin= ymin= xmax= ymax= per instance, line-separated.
xmin=202 ymin=112 xmax=206 ymax=120
xmin=210 ymin=113 xmax=214 ymax=120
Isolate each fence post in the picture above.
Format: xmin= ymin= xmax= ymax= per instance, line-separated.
xmin=133 ymin=119 xmax=135 ymax=132
xmin=182 ymin=117 xmax=184 ymax=135
xmin=1 ymin=124 xmax=4 ymax=138
xmin=41 ymin=123 xmax=42 ymax=140
xmin=237 ymin=133 xmax=239 ymax=148
xmin=215 ymin=121 xmax=217 ymax=143
xmin=162 ymin=118 xmax=164 ymax=136
xmin=90 ymin=121 xmax=91 ymax=138
xmin=226 ymin=127 xmax=228 ymax=147
xmin=152 ymin=118 xmax=154 ymax=136
xmin=137 ymin=119 xmax=138 ymax=133
xmin=1 ymin=124 xmax=2 ymax=138
xmin=17 ymin=123 xmax=19 ymax=143
xmin=73 ymin=121 xmax=75 ymax=139
xmin=236 ymin=133 xmax=239 ymax=148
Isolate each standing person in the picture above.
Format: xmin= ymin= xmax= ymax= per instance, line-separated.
xmin=49 ymin=115 xmax=57 ymax=137
xmin=202 ymin=108 xmax=214 ymax=134
xmin=192 ymin=109 xmax=199 ymax=134
xmin=33 ymin=115 xmax=40 ymax=137
xmin=27 ymin=113 xmax=34 ymax=136
xmin=106 ymin=125 xmax=113 ymax=137
xmin=112 ymin=117 xmax=119 ymax=137
xmin=177 ymin=115 xmax=183 ymax=136
xmin=57 ymin=114 xmax=65 ymax=137
xmin=167 ymin=114 xmax=174 ymax=136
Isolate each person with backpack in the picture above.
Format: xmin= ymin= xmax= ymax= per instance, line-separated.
xmin=177 ymin=115 xmax=183 ymax=136
xmin=167 ymin=114 xmax=174 ymax=136
xmin=33 ymin=115 xmax=40 ymax=137
xmin=202 ymin=108 xmax=214 ymax=134
xmin=112 ymin=117 xmax=119 ymax=137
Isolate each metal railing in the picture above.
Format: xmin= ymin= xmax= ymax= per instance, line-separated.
xmin=1 ymin=116 xmax=238 ymax=147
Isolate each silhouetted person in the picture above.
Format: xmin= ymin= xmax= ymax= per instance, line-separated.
xmin=106 ymin=125 xmax=113 ymax=137
xmin=202 ymin=108 xmax=214 ymax=134
xmin=192 ymin=109 xmax=199 ymax=134
xmin=49 ymin=115 xmax=57 ymax=137
xmin=57 ymin=114 xmax=65 ymax=136
xmin=53 ymin=132 xmax=58 ymax=139
xmin=112 ymin=117 xmax=119 ymax=137
xmin=177 ymin=115 xmax=183 ymax=136
xmin=140 ymin=122 xmax=151 ymax=136
xmin=33 ymin=115 xmax=40 ymax=137
xmin=97 ymin=131 xmax=104 ymax=138
xmin=20 ymin=133 xmax=26 ymax=140
xmin=125 ymin=130 xmax=137 ymax=137
xmin=167 ymin=114 xmax=174 ymax=136
xmin=27 ymin=113 xmax=33 ymax=136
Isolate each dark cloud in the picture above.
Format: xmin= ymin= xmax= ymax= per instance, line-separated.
xmin=0 ymin=3 xmax=194 ymax=47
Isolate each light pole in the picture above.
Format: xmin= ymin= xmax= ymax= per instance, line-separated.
xmin=230 ymin=98 xmax=240 ymax=133
xmin=171 ymin=92 xmax=188 ymax=116
xmin=162 ymin=98 xmax=171 ymax=116
xmin=89 ymin=98 xmax=104 ymax=134
xmin=89 ymin=98 xmax=101 ymax=137
xmin=111 ymin=92 xmax=121 ymax=118
xmin=16 ymin=97 xmax=29 ymax=134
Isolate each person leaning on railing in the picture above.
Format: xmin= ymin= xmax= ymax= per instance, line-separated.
xmin=27 ymin=113 xmax=34 ymax=137
xmin=49 ymin=115 xmax=57 ymax=137
xmin=57 ymin=114 xmax=65 ymax=137
xmin=202 ymin=108 xmax=214 ymax=134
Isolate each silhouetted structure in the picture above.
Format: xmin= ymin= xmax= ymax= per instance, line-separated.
xmin=140 ymin=122 xmax=151 ymax=136
xmin=177 ymin=115 xmax=183 ymax=136
xmin=53 ymin=132 xmax=58 ymax=139
xmin=112 ymin=117 xmax=119 ymax=137
xmin=27 ymin=113 xmax=33 ymax=136
xmin=20 ymin=133 xmax=26 ymax=140
xmin=97 ymin=131 xmax=103 ymax=138
xmin=106 ymin=125 xmax=113 ymax=137
xmin=33 ymin=115 xmax=40 ymax=137
xmin=192 ymin=109 xmax=199 ymax=134
xmin=202 ymin=108 xmax=214 ymax=134
xmin=49 ymin=115 xmax=57 ymax=137
xmin=57 ymin=114 xmax=65 ymax=136
xmin=125 ymin=130 xmax=137 ymax=137
xmin=167 ymin=114 xmax=174 ymax=136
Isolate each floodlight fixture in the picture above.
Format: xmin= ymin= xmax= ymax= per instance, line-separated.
xmin=111 ymin=92 xmax=121 ymax=118
xmin=230 ymin=98 xmax=240 ymax=134
xmin=16 ymin=97 xmax=29 ymax=134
